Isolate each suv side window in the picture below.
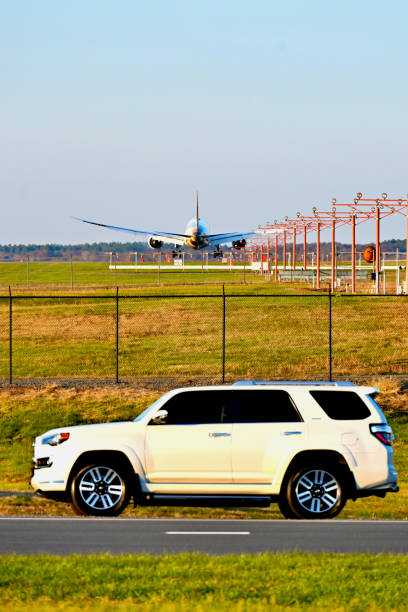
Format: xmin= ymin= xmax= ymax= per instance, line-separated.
xmin=154 ymin=389 xmax=302 ymax=424
xmin=157 ymin=391 xmax=225 ymax=424
xmin=310 ymin=390 xmax=371 ymax=420
xmin=224 ymin=390 xmax=302 ymax=423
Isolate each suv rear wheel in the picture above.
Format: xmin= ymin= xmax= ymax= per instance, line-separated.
xmin=279 ymin=464 xmax=346 ymax=519
xmin=71 ymin=463 xmax=130 ymax=516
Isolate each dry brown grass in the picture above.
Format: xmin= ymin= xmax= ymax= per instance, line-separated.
xmin=369 ymin=377 xmax=408 ymax=415
xmin=0 ymin=385 xmax=160 ymax=426
xmin=0 ymin=378 xmax=407 ymax=412
xmin=0 ymin=384 xmax=156 ymax=403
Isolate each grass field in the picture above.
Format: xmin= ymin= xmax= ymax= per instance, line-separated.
xmin=0 ymin=261 xmax=271 ymax=292
xmin=1 ymin=552 xmax=408 ymax=610
xmin=0 ymin=378 xmax=406 ymax=520
xmin=0 ymin=260 xmax=389 ymax=293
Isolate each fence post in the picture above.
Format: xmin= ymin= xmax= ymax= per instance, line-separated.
xmin=222 ymin=285 xmax=226 ymax=383
xmin=116 ymin=286 xmax=119 ymax=383
xmin=329 ymin=286 xmax=332 ymax=381
xmin=70 ymin=254 xmax=74 ymax=289
xmin=9 ymin=286 xmax=12 ymax=385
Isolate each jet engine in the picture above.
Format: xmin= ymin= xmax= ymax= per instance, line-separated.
xmin=232 ymin=239 xmax=246 ymax=250
xmin=148 ymin=237 xmax=163 ymax=249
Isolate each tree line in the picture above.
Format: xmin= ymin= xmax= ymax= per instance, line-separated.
xmin=0 ymin=238 xmax=405 ymax=261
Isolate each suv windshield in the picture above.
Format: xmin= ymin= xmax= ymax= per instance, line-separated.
xmin=134 ymin=398 xmax=164 ymax=422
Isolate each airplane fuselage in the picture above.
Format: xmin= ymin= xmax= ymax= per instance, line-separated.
xmin=184 ymin=217 xmax=210 ymax=250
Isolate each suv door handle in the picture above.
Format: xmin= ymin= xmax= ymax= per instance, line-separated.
xmin=283 ymin=431 xmax=302 ymax=435
xmin=209 ymin=432 xmax=231 ymax=437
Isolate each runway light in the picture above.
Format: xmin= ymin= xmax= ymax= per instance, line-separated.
xmin=382 ymin=192 xmax=387 ymax=199
xmin=331 ymin=198 xmax=336 ymax=204
xmin=354 ymin=198 xmax=358 ymax=204
xmin=284 ymin=216 xmax=289 ymax=221
xmin=296 ymin=212 xmax=301 ymax=218
xmin=312 ymin=206 xmax=317 ymax=213
xmin=332 ymin=206 xmax=336 ymax=212
xmin=357 ymin=192 xmax=362 ymax=199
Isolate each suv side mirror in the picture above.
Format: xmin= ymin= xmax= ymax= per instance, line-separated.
xmin=149 ymin=409 xmax=168 ymax=425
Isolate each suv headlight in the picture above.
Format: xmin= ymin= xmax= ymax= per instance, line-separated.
xmin=42 ymin=432 xmax=70 ymax=446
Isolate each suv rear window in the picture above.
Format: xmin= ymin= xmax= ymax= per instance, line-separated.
xmin=310 ymin=391 xmax=371 ymax=420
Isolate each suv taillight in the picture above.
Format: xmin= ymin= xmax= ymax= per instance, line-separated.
xmin=370 ymin=424 xmax=394 ymax=446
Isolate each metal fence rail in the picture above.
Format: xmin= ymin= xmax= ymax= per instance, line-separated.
xmin=1 ymin=290 xmax=407 ymax=384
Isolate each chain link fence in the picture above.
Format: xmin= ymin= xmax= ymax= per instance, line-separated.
xmin=1 ymin=291 xmax=407 ymax=384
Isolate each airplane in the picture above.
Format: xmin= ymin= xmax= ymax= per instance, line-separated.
xmin=74 ymin=192 xmax=254 ymax=258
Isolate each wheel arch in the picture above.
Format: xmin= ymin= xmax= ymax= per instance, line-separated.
xmin=67 ymin=450 xmax=142 ymax=500
xmin=279 ymin=450 xmax=357 ymax=498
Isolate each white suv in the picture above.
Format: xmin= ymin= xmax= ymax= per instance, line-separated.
xmin=31 ymin=381 xmax=398 ymax=519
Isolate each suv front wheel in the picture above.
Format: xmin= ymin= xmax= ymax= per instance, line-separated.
xmin=71 ymin=463 xmax=130 ymax=516
xmin=279 ymin=465 xmax=346 ymax=519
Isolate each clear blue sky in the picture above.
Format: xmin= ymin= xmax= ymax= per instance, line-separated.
xmin=1 ymin=0 xmax=407 ymax=245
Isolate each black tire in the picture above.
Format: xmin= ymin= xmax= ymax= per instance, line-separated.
xmin=277 ymin=495 xmax=299 ymax=519
xmin=279 ymin=464 xmax=346 ymax=519
xmin=71 ymin=463 xmax=130 ymax=516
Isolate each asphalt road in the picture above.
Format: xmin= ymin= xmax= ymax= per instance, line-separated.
xmin=1 ymin=518 xmax=407 ymax=555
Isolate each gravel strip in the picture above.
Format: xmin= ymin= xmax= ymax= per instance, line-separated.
xmin=0 ymin=376 xmax=407 ymax=391
xmin=0 ymin=491 xmax=36 ymax=498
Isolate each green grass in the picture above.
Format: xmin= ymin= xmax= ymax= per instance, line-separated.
xmin=0 ymin=380 xmax=407 ymax=519
xmin=0 ymin=262 xmax=272 ymax=291
xmin=1 ymin=552 xmax=408 ymax=610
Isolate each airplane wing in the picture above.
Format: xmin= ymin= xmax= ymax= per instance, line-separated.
xmin=72 ymin=217 xmax=188 ymax=246
xmin=205 ymin=231 xmax=256 ymax=247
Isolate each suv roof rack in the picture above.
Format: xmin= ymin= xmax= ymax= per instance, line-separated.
xmin=232 ymin=380 xmax=355 ymax=387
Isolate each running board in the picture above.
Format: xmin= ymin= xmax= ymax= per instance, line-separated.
xmin=139 ymin=494 xmax=271 ymax=508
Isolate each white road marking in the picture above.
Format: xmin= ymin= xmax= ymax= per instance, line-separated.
xmin=166 ymin=531 xmax=250 ymax=535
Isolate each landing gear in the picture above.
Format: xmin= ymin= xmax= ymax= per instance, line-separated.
xmin=213 ymin=246 xmax=223 ymax=259
xmin=172 ymin=247 xmax=183 ymax=259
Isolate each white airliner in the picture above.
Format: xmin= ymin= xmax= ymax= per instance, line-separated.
xmin=74 ymin=193 xmax=254 ymax=257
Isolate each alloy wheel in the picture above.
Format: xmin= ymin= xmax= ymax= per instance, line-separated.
xmin=294 ymin=469 xmax=340 ymax=514
xmin=78 ymin=465 xmax=124 ymax=511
